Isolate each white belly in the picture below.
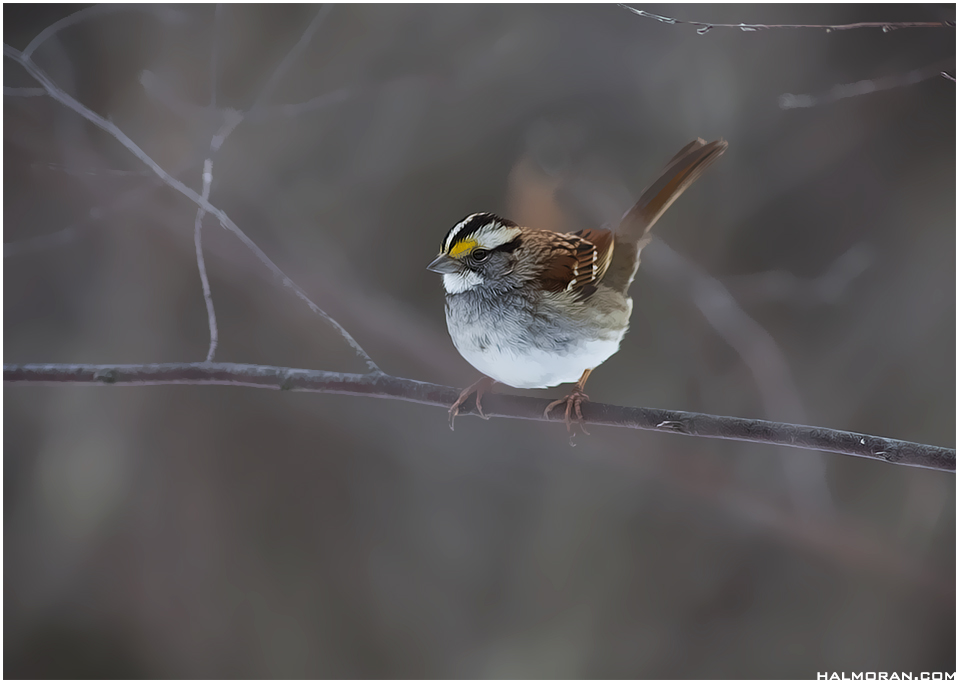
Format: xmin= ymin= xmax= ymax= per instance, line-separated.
xmin=454 ymin=331 xmax=626 ymax=389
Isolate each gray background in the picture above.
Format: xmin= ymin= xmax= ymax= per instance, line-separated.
xmin=5 ymin=3 xmax=955 ymax=678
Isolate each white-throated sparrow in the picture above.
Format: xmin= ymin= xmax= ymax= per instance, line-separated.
xmin=428 ymin=138 xmax=727 ymax=432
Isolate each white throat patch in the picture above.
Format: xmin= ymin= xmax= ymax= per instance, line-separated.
xmin=443 ymin=270 xmax=484 ymax=294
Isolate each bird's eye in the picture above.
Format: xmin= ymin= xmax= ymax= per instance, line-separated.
xmin=472 ymin=249 xmax=490 ymax=262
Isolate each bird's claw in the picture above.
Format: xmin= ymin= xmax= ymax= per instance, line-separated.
xmin=544 ymin=387 xmax=591 ymax=438
xmin=448 ymin=377 xmax=494 ymax=430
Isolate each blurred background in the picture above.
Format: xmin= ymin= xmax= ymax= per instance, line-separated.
xmin=4 ymin=3 xmax=955 ymax=678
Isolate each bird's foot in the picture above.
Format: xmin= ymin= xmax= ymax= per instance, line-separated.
xmin=544 ymin=386 xmax=591 ymax=436
xmin=449 ymin=376 xmax=495 ymax=430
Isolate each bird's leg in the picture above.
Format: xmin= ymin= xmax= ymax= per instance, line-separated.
xmin=449 ymin=376 xmax=496 ymax=430
xmin=544 ymin=369 xmax=593 ymax=435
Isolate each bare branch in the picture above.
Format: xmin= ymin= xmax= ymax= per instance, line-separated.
xmin=619 ymin=6 xmax=955 ymax=34
xmin=22 ymin=4 xmax=189 ymax=59
xmin=4 ymin=363 xmax=954 ymax=473
xmin=138 ymin=7 xmax=362 ymax=134
xmin=191 ymin=7 xmax=226 ymax=364
xmin=780 ymin=61 xmax=954 ymax=109
xmin=3 ymin=42 xmax=381 ymax=374
xmin=194 ymin=159 xmax=218 ymax=362
xmin=185 ymin=4 xmax=333 ymax=362
xmin=248 ymin=4 xmax=334 ymax=115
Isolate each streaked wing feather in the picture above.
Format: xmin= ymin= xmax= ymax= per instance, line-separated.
xmin=540 ymin=228 xmax=615 ymax=296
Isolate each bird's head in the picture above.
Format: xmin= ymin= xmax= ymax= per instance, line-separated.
xmin=427 ymin=213 xmax=523 ymax=294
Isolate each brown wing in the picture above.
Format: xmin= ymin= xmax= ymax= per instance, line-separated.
xmin=539 ymin=227 xmax=615 ymax=296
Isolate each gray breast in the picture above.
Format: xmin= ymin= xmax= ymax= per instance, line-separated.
xmin=444 ymin=286 xmax=629 ymax=357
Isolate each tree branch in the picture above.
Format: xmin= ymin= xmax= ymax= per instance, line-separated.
xmin=779 ymin=60 xmax=954 ymax=110
xmin=188 ymin=5 xmax=329 ymax=363
xmin=3 ymin=42 xmax=381 ymax=374
xmin=619 ymin=6 xmax=955 ymax=34
xmin=5 ymin=363 xmax=954 ymax=473
xmin=194 ymin=158 xmax=218 ymax=362
xmin=21 ymin=4 xmax=189 ymax=59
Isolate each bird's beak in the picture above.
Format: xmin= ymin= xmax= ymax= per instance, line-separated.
xmin=426 ymin=254 xmax=461 ymax=274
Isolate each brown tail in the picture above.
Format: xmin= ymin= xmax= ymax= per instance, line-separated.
xmin=603 ymin=138 xmax=727 ymax=293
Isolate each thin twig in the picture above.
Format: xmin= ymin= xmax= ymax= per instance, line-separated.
xmin=194 ymin=159 xmax=218 ymax=362
xmin=4 ymin=363 xmax=954 ymax=473
xmin=188 ymin=3 xmax=332 ymax=362
xmin=248 ymin=4 xmax=333 ymax=115
xmin=22 ymin=4 xmax=188 ymax=59
xmin=192 ymin=6 xmax=225 ymax=363
xmin=780 ymin=61 xmax=954 ymax=109
xmin=619 ymin=6 xmax=954 ymax=34
xmin=209 ymin=5 xmax=327 ymax=146
xmin=139 ymin=6 xmax=349 ymax=137
xmin=4 ymin=43 xmax=381 ymax=374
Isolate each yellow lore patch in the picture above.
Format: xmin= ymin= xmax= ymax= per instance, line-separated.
xmin=449 ymin=238 xmax=478 ymax=258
